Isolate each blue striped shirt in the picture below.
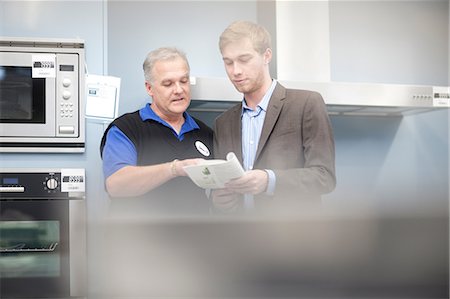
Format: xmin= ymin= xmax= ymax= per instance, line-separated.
xmin=241 ymin=80 xmax=277 ymax=208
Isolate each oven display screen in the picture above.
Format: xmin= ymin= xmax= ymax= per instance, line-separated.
xmin=2 ymin=177 xmax=19 ymax=185
xmin=0 ymin=220 xmax=60 ymax=278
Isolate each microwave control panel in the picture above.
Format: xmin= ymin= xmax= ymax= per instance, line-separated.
xmin=56 ymin=53 xmax=79 ymax=137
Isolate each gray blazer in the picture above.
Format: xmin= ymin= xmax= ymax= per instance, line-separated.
xmin=214 ymin=82 xmax=336 ymax=212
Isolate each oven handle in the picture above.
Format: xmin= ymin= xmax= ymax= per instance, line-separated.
xmin=0 ymin=242 xmax=58 ymax=253
xmin=0 ymin=186 xmax=25 ymax=193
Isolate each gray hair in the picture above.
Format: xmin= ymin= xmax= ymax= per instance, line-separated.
xmin=219 ymin=20 xmax=272 ymax=55
xmin=143 ymin=47 xmax=190 ymax=83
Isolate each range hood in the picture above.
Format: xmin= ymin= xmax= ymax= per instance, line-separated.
xmin=190 ymin=77 xmax=450 ymax=117
xmin=189 ymin=1 xmax=449 ymax=117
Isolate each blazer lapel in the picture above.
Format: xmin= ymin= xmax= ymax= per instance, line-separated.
xmin=230 ymin=103 xmax=243 ymax=163
xmin=255 ymin=83 xmax=286 ymax=161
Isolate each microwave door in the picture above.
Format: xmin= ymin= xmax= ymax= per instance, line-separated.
xmin=0 ymin=52 xmax=56 ymax=137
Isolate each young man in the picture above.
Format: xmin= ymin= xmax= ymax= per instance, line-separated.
xmin=101 ymin=47 xmax=213 ymax=216
xmin=213 ymin=21 xmax=336 ymax=214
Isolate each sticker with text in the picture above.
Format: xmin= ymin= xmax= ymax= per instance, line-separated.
xmin=61 ymin=168 xmax=85 ymax=192
xmin=32 ymin=54 xmax=56 ymax=78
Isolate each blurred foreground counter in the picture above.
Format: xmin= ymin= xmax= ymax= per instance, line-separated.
xmin=88 ymin=208 xmax=449 ymax=299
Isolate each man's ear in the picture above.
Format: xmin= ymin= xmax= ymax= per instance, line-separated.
xmin=145 ymin=81 xmax=153 ymax=97
xmin=264 ymin=48 xmax=272 ymax=64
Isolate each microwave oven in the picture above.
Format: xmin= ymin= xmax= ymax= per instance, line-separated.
xmin=0 ymin=37 xmax=85 ymax=153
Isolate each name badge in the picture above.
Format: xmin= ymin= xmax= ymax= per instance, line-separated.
xmin=195 ymin=140 xmax=210 ymax=157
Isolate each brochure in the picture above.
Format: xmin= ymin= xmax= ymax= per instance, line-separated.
xmin=183 ymin=152 xmax=244 ymax=189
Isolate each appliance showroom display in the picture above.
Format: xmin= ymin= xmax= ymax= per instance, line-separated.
xmin=0 ymin=37 xmax=86 ymax=153
xmin=0 ymin=168 xmax=86 ymax=299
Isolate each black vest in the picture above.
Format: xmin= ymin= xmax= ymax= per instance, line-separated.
xmin=100 ymin=111 xmax=213 ymax=216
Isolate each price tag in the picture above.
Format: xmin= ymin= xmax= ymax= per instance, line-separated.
xmin=61 ymin=169 xmax=85 ymax=192
xmin=32 ymin=54 xmax=56 ymax=78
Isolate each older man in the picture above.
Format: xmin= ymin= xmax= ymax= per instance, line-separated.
xmin=101 ymin=47 xmax=213 ymax=215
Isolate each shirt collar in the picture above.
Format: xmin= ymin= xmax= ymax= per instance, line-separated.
xmin=139 ymin=103 xmax=200 ymax=133
xmin=241 ymin=79 xmax=277 ymax=115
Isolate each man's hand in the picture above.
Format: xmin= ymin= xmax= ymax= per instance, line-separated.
xmin=224 ymin=169 xmax=268 ymax=195
xmin=172 ymin=158 xmax=204 ymax=176
xmin=211 ymin=188 xmax=241 ymax=212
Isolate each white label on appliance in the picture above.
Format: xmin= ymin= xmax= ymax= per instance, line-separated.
xmin=432 ymin=87 xmax=450 ymax=107
xmin=61 ymin=168 xmax=85 ymax=192
xmin=32 ymin=54 xmax=56 ymax=78
xmin=433 ymin=97 xmax=450 ymax=107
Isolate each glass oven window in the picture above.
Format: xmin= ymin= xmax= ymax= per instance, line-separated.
xmin=0 ymin=220 xmax=60 ymax=278
xmin=0 ymin=199 xmax=70 ymax=298
xmin=0 ymin=66 xmax=46 ymax=123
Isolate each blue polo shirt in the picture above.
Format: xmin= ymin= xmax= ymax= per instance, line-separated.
xmin=102 ymin=103 xmax=200 ymax=179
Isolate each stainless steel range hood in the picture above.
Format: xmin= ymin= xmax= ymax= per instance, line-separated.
xmin=190 ymin=77 xmax=450 ymax=117
xmin=189 ymin=1 xmax=449 ymax=117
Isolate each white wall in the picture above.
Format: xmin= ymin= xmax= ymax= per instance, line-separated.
xmin=329 ymin=1 xmax=448 ymax=86
xmin=107 ymin=1 xmax=257 ymax=114
xmin=276 ymin=1 xmax=331 ymax=82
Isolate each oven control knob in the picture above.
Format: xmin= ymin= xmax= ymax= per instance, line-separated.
xmin=46 ymin=178 xmax=58 ymax=190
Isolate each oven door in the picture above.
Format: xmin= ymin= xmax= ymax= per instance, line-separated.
xmin=0 ymin=199 xmax=70 ymax=298
xmin=0 ymin=52 xmax=56 ymax=137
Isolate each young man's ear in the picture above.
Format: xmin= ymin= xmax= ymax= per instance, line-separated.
xmin=264 ymin=48 xmax=272 ymax=64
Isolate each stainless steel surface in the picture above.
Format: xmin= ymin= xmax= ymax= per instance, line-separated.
xmin=0 ymin=36 xmax=85 ymax=48
xmin=0 ymin=167 xmax=76 ymax=173
xmin=0 ymin=146 xmax=85 ymax=153
xmin=190 ymin=77 xmax=450 ymax=116
xmin=69 ymin=198 xmax=87 ymax=298
xmin=0 ymin=37 xmax=86 ymax=152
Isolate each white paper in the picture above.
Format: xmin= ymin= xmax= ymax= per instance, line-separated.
xmin=86 ymin=74 xmax=121 ymax=119
xmin=183 ymin=152 xmax=245 ymax=189
xmin=61 ymin=168 xmax=85 ymax=192
xmin=32 ymin=54 xmax=56 ymax=78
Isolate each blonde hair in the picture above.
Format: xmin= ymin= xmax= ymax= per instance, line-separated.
xmin=143 ymin=47 xmax=190 ymax=83
xmin=219 ymin=20 xmax=272 ymax=55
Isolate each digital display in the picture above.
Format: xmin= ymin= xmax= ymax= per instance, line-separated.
xmin=60 ymin=64 xmax=74 ymax=72
xmin=3 ymin=177 xmax=19 ymax=185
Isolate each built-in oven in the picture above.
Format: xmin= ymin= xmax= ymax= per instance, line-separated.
xmin=0 ymin=168 xmax=86 ymax=298
xmin=0 ymin=37 xmax=85 ymax=153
